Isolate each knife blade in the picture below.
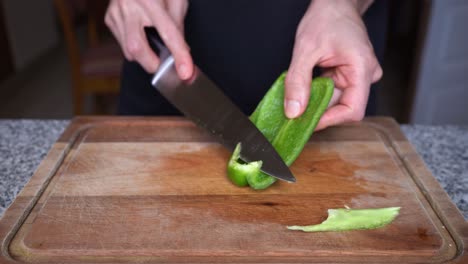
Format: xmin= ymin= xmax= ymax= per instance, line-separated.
xmin=150 ymin=39 xmax=295 ymax=183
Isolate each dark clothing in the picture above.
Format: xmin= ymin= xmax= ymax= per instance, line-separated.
xmin=118 ymin=0 xmax=388 ymax=116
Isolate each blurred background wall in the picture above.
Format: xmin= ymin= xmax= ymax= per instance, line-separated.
xmin=409 ymin=0 xmax=468 ymax=124
xmin=0 ymin=0 xmax=466 ymax=124
xmin=2 ymin=0 xmax=58 ymax=71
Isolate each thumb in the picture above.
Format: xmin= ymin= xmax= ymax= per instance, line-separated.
xmin=285 ymin=47 xmax=320 ymax=119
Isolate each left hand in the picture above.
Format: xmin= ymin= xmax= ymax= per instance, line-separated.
xmin=284 ymin=0 xmax=382 ymax=130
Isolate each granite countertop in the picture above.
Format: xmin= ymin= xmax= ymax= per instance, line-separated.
xmin=0 ymin=120 xmax=467 ymax=219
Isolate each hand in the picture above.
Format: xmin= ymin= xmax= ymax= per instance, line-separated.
xmin=285 ymin=0 xmax=382 ymax=130
xmin=105 ymin=0 xmax=193 ymax=79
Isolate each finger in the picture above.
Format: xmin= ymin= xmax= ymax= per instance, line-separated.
xmin=316 ymin=74 xmax=369 ymax=131
xmin=315 ymin=104 xmax=354 ymax=131
xmin=328 ymin=87 xmax=343 ymax=108
xmin=166 ymin=0 xmax=188 ymax=31
xmin=105 ymin=4 xmax=130 ymax=59
xmin=320 ymin=70 xmax=343 ymax=108
xmin=123 ymin=13 xmax=160 ymax=73
xmin=285 ymin=43 xmax=321 ymax=119
xmin=371 ymin=63 xmax=383 ymax=83
xmin=144 ymin=1 xmax=193 ymax=80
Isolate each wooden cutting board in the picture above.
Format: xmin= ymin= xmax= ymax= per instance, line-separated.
xmin=0 ymin=117 xmax=466 ymax=263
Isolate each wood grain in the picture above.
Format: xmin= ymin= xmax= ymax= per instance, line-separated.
xmin=0 ymin=116 xmax=466 ymax=263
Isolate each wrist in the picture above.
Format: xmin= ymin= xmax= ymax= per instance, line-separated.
xmin=312 ymin=0 xmax=373 ymax=15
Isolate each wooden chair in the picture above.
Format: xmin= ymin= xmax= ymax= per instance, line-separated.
xmin=54 ymin=0 xmax=123 ymax=115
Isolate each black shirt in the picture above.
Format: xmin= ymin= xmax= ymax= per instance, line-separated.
xmin=118 ymin=0 xmax=388 ymax=116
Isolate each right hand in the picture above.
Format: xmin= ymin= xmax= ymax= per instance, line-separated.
xmin=105 ymin=0 xmax=193 ymax=79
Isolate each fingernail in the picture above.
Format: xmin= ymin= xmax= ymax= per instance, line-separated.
xmin=179 ymin=63 xmax=189 ymax=79
xmin=285 ymin=100 xmax=301 ymax=118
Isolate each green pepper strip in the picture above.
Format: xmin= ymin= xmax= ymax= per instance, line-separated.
xmin=287 ymin=207 xmax=401 ymax=232
xmin=227 ymin=72 xmax=334 ymax=190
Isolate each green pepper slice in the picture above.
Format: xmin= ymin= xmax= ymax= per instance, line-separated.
xmin=287 ymin=207 xmax=401 ymax=232
xmin=227 ymin=143 xmax=262 ymax=187
xmin=227 ymin=72 xmax=334 ymax=190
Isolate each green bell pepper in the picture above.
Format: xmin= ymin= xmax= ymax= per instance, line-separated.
xmin=227 ymin=72 xmax=334 ymax=190
xmin=287 ymin=207 xmax=401 ymax=232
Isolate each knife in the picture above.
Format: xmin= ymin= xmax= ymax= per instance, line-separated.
xmin=149 ymin=34 xmax=295 ymax=183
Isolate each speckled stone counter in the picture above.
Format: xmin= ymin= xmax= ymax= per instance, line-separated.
xmin=1 ymin=120 xmax=467 ymax=219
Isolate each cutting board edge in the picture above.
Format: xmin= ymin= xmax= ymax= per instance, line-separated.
xmin=364 ymin=117 xmax=467 ymax=263
xmin=0 ymin=118 xmax=96 ymax=264
xmin=57 ymin=116 xmax=193 ymax=142
xmin=0 ymin=116 xmax=466 ymax=263
xmin=0 ymin=144 xmax=75 ymax=264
